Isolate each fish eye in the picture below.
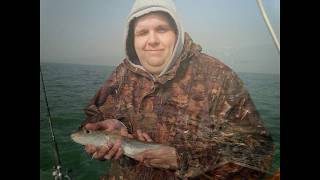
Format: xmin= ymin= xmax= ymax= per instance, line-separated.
xmin=85 ymin=129 xmax=91 ymax=134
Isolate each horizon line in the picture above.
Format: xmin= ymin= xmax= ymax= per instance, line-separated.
xmin=40 ymin=61 xmax=280 ymax=75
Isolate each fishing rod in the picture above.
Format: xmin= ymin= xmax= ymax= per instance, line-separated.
xmin=40 ymin=64 xmax=72 ymax=180
xmin=256 ymin=0 xmax=280 ymax=54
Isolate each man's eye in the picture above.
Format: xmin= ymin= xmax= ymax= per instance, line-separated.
xmin=158 ymin=28 xmax=168 ymax=33
xmin=136 ymin=30 xmax=148 ymax=36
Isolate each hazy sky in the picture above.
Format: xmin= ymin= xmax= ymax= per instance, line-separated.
xmin=40 ymin=0 xmax=280 ymax=74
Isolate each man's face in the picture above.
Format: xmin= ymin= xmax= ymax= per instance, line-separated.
xmin=134 ymin=12 xmax=177 ymax=75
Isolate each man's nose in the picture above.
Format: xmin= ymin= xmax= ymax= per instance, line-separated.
xmin=147 ymin=32 xmax=160 ymax=46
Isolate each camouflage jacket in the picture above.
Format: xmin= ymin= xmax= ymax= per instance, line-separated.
xmin=81 ymin=33 xmax=274 ymax=180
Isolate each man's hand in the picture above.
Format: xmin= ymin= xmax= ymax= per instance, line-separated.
xmin=84 ymin=119 xmax=132 ymax=160
xmin=134 ymin=130 xmax=178 ymax=170
xmin=136 ymin=129 xmax=153 ymax=142
xmin=84 ymin=119 xmax=129 ymax=133
xmin=134 ymin=146 xmax=178 ymax=170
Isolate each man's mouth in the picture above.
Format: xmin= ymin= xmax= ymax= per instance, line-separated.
xmin=145 ymin=49 xmax=164 ymax=51
xmin=145 ymin=49 xmax=164 ymax=56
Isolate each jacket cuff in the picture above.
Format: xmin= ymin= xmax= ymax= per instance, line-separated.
xmin=174 ymin=150 xmax=189 ymax=178
xmin=173 ymin=143 xmax=220 ymax=178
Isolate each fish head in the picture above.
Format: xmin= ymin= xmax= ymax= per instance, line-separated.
xmin=70 ymin=128 xmax=108 ymax=146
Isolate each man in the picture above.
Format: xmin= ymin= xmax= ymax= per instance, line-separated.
xmin=81 ymin=0 xmax=274 ymax=179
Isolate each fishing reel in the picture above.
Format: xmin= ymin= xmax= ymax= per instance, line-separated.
xmin=52 ymin=165 xmax=72 ymax=180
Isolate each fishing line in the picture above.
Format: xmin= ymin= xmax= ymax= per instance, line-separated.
xmin=40 ymin=64 xmax=72 ymax=180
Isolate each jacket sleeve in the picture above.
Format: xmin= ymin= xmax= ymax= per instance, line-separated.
xmin=175 ymin=71 xmax=275 ymax=179
xmin=80 ymin=63 xmax=127 ymax=128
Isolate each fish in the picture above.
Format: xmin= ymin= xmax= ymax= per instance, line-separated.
xmin=70 ymin=129 xmax=167 ymax=159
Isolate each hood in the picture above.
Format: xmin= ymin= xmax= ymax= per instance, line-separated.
xmin=124 ymin=32 xmax=202 ymax=85
xmin=124 ymin=0 xmax=185 ymax=77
